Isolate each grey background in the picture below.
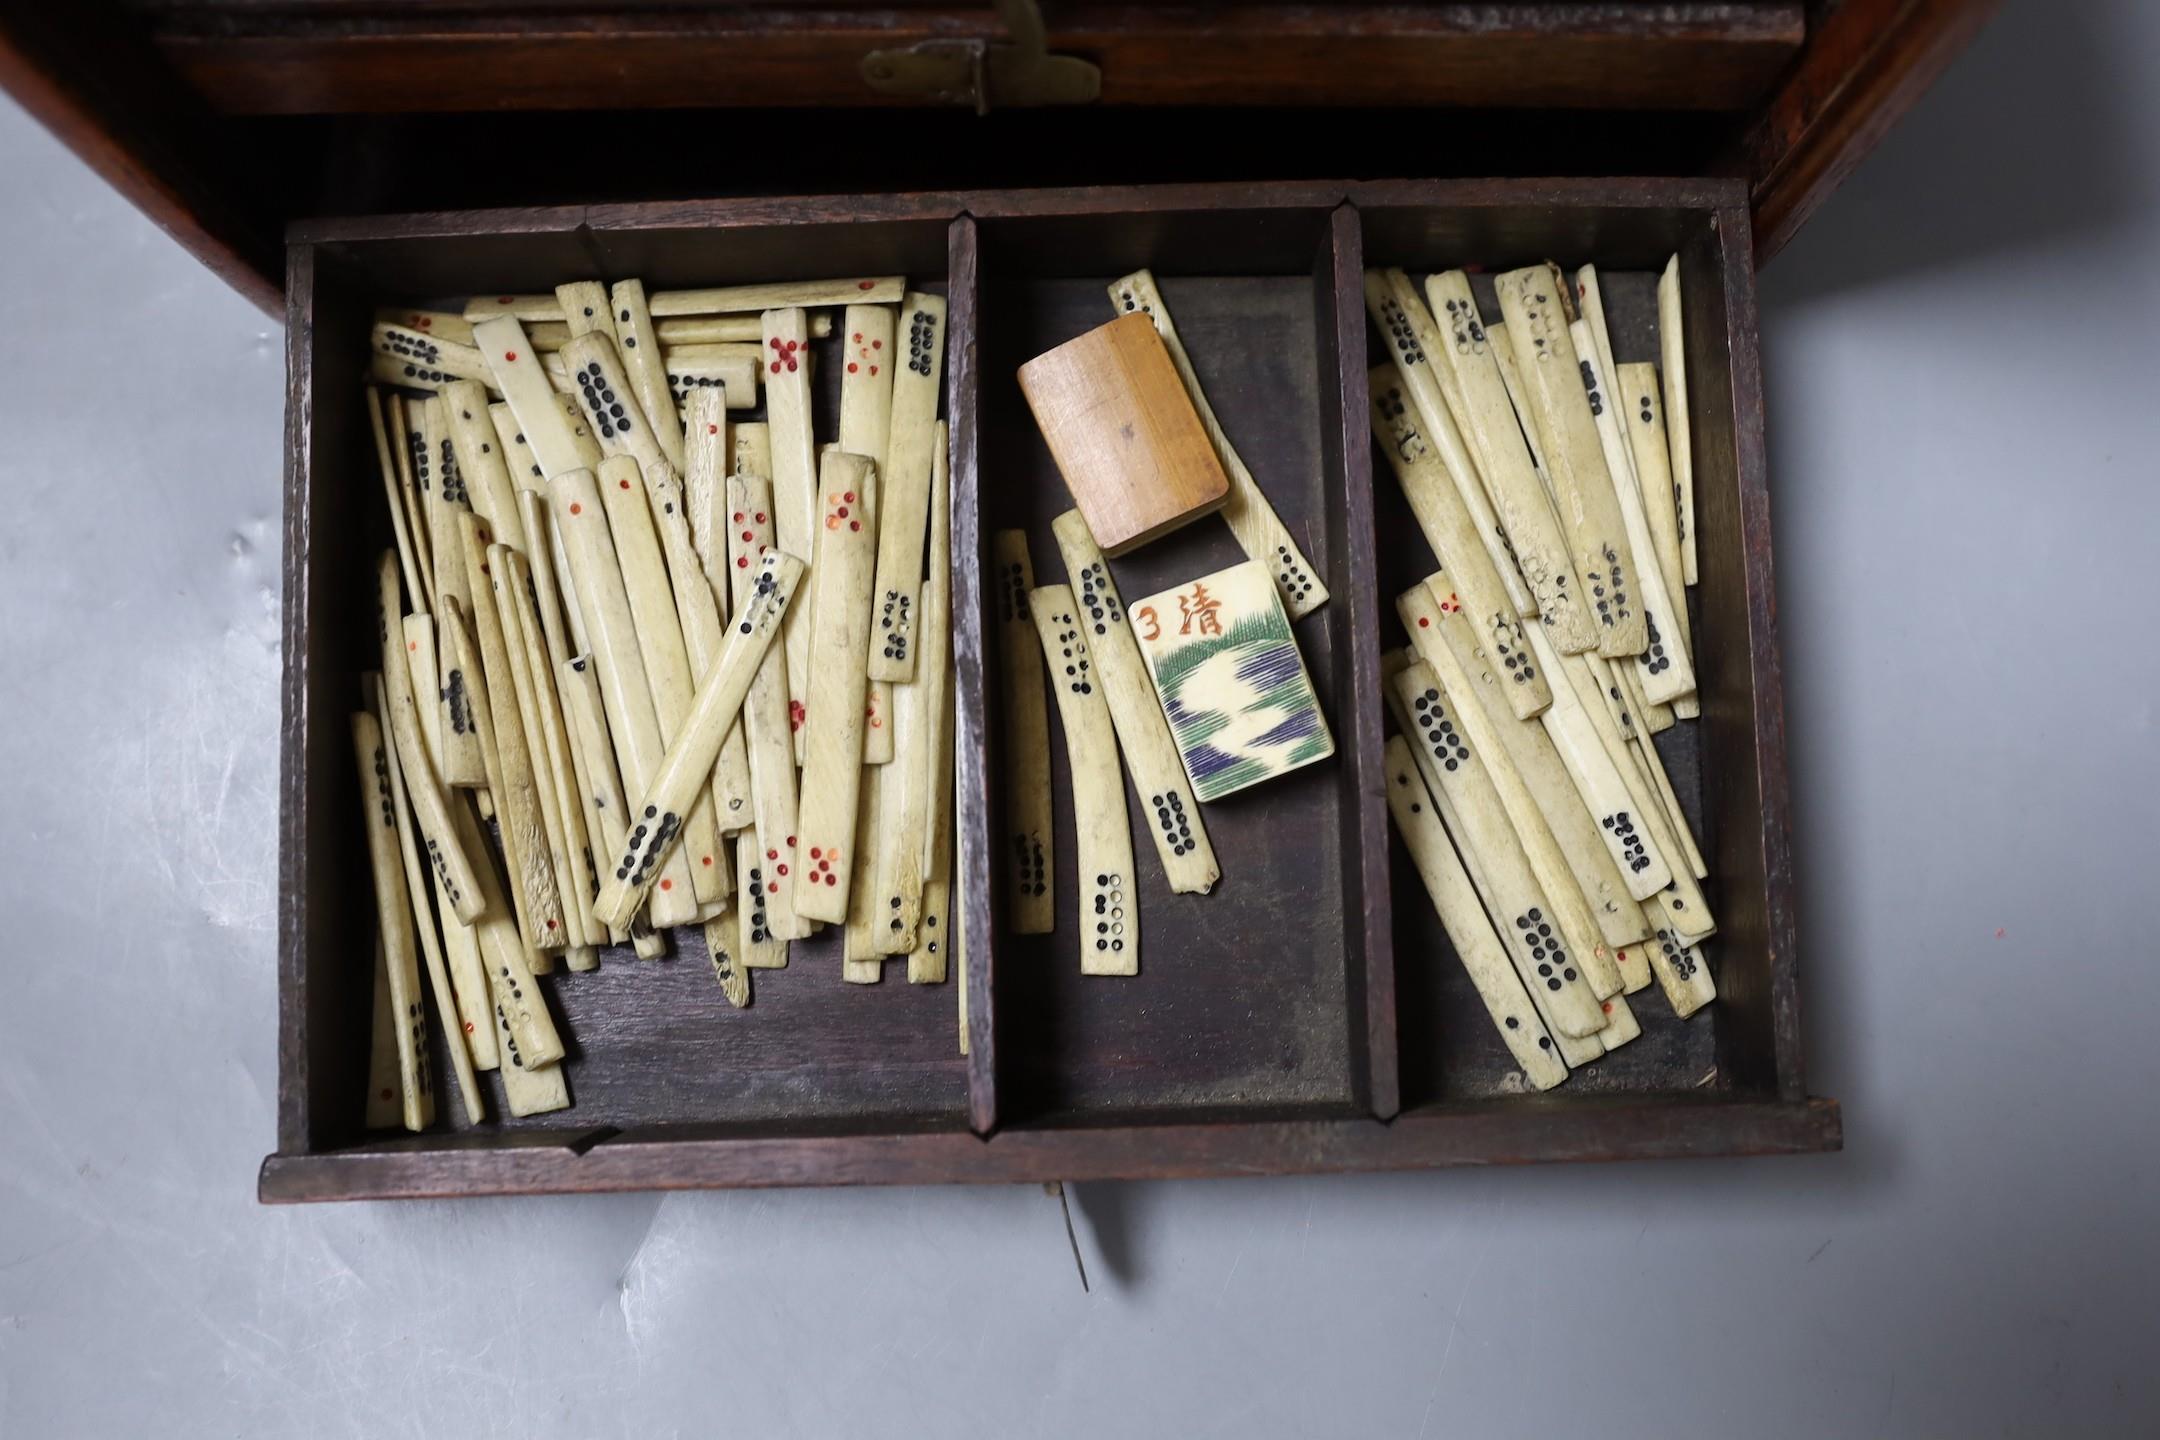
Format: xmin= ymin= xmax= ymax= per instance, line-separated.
xmin=3 ymin=2 xmax=2156 ymax=1433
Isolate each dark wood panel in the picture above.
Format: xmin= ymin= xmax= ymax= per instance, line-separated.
xmin=1737 ymin=0 xmax=2003 ymax=262
xmin=973 ymin=199 xmax=1385 ymax=1126
xmin=0 ymin=1 xmax=281 ymax=314
xmin=260 ymin=1094 xmax=1841 ymax=1200
xmin=137 ymin=4 xmax=1802 ymax=115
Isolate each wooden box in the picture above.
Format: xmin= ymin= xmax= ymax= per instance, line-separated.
xmin=260 ymin=179 xmax=1836 ymax=1202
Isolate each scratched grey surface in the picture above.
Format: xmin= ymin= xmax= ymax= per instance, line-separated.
xmin=4 ymin=3 xmax=2159 ymax=1432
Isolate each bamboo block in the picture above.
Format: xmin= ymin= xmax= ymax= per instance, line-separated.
xmin=1365 ymin=271 xmax=1534 ymax=616
xmin=726 ymin=474 xmax=805 ymax=941
xmin=1659 ymin=256 xmax=1697 ymax=586
xmin=1051 ymin=508 xmax=1218 ymax=894
xmin=367 ymin=387 xmax=425 ymax=612
xmin=792 ymin=452 xmax=879 ymax=925
xmin=596 ymin=455 xmax=731 ymax=908
xmin=595 ymin=551 xmax=804 ymax=928
xmin=453 ymin=517 xmax=567 ymax=948
xmin=442 ymin=380 xmax=529 ymax=560
xmin=653 ymin=314 xmax=831 ymax=345
xmin=1385 ymin=662 xmax=1609 ymax=1032
xmin=878 ymin=429 xmax=952 ymax=949
xmin=501 ymin=546 xmax=604 ymax=966
xmin=1423 ymin=271 xmax=1599 ymax=653
xmin=1572 ymin=320 xmax=1698 ymax=705
xmin=761 ymin=307 xmax=818 ymax=753
xmin=350 ymin=709 xmax=437 ymax=1132
xmin=649 ymin=276 xmax=905 ymax=316
xmin=560 ymin=654 xmax=667 ymax=958
xmin=1494 ymin=265 xmax=1648 ymax=657
xmin=868 ymin=293 xmax=947 ymax=682
xmin=1109 ymin=269 xmax=1328 ymax=617
xmin=1618 ymin=361 xmax=1691 ymax=663
xmin=550 ymin=467 xmax=701 ymax=928
xmin=1370 ymin=365 xmax=1550 ymax=719
xmin=371 ymin=552 xmax=485 ymax=923
xmin=1031 ymin=584 xmax=1139 ymax=977
xmin=367 ymin=674 xmax=484 ymax=1123
xmin=474 ymin=317 xmax=586 ymax=479
xmin=1419 ymin=599 xmax=1653 ymax=963
xmin=401 ymin=617 xmax=501 ymax=1060
xmin=1381 ymin=737 xmax=1566 ymax=1090
xmin=993 ymin=529 xmax=1054 ymax=933
xmin=646 ymin=447 xmax=754 ymax=833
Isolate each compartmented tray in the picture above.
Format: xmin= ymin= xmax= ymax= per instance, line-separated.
xmin=263 ymin=179 xmax=1836 ymax=1203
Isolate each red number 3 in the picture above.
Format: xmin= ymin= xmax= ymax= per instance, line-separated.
xmin=1136 ymin=605 xmax=1161 ymax=641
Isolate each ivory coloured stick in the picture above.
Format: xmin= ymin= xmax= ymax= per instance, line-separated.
xmin=372 ymin=551 xmax=485 ymax=922
xmin=650 ymin=276 xmax=905 ymax=316
xmin=1031 ymin=584 xmax=1139 ymax=977
xmin=725 ymin=474 xmax=805 ymax=942
xmin=761 ymin=307 xmax=818 ymax=754
xmin=608 ymin=279 xmax=686 ymax=473
xmin=645 ymin=448 xmax=753 ymax=833
xmin=1658 ymin=256 xmax=1697 ymax=586
xmin=350 ymin=709 xmax=437 ymax=1131
xmin=792 ymin=453 xmax=879 ymax=925
xmin=868 ymin=292 xmax=948 ymax=682
xmin=367 ymin=386 xmax=425 ymax=611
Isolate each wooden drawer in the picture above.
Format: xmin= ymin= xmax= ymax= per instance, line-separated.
xmin=261 ymin=178 xmax=1833 ymax=1203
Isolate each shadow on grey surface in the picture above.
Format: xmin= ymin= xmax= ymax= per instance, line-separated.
xmin=1767 ymin=2 xmax=2147 ymax=306
xmin=1070 ymin=1181 xmax=1144 ymax=1290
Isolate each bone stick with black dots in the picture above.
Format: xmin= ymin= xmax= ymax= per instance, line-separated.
xmin=498 ymin=545 xmax=603 ymax=969
xmin=880 ymin=425 xmax=956 ymax=950
xmin=1384 ymin=659 xmax=1610 ymax=1033
xmin=386 ymin=395 xmax=436 ymax=614
xmin=731 ymin=825 xmax=789 ymax=974
xmin=401 ymin=616 xmax=501 ymax=1058
xmin=608 ymin=280 xmax=685 ymax=473
xmin=1529 ymin=625 xmax=1716 ymax=949
xmin=596 ymin=455 xmax=733 ymax=912
xmin=372 ymin=552 xmax=487 ymax=924
xmin=724 ymin=473 xmax=806 ymax=946
xmin=1381 ymin=736 xmax=1567 ymax=1090
xmin=868 ymin=293 xmax=947 ymax=683
xmin=452 ymin=515 xmax=568 ymax=950
xmin=1365 ymin=270 xmax=1535 ymax=617
xmin=1418 ymin=608 xmax=1654 ymax=970
xmin=905 ymin=680 xmax=955 ymax=985
xmin=350 ymin=708 xmax=438 ymax=1132
xmin=558 ymin=654 xmax=666 ymax=959
xmin=1423 ymin=271 xmax=1599 ymax=654
xmin=475 ymin=317 xmax=586 ymax=480
xmin=1050 ymin=508 xmax=1220 ymax=895
xmin=550 ymin=467 xmax=702 ymax=928
xmin=1573 ymin=319 xmax=1698 ymax=708
xmin=1494 ymin=265 xmax=1648 ymax=659
xmin=1370 ymin=365 xmax=1552 ymax=721
xmin=367 ymin=387 xmax=426 ymax=612
xmin=649 ymin=276 xmax=905 ymax=317
xmin=1658 ymin=256 xmax=1697 ymax=587
xmin=1401 ymin=582 xmax=1636 ymax=996
xmin=791 ymin=452 xmax=880 ymax=926
xmin=442 ymin=380 xmax=530 ymax=561
xmin=1030 ymin=582 xmax=1140 ymax=978
xmin=760 ymin=307 xmax=819 ymax=761
xmin=562 ymin=332 xmax=672 ymax=485
xmin=1617 ymin=362 xmax=1692 ymax=672
xmin=366 ymin=674 xmax=485 ymax=1122
xmin=1108 ymin=268 xmax=1328 ymax=620
xmin=993 ymin=529 xmax=1055 ymax=934
xmin=672 ymin=413 xmax=755 ymax=833
xmin=594 ymin=551 xmax=805 ymax=929
xmin=419 ymin=398 xmax=488 ymax=788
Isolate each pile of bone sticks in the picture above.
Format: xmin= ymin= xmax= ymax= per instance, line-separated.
xmin=1367 ymin=260 xmax=1714 ymax=1090
xmin=353 ymin=277 xmax=953 ymax=1129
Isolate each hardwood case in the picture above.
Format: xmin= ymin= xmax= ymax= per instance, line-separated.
xmin=262 ymin=179 xmax=1836 ymax=1203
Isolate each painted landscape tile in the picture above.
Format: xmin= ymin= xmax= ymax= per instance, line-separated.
xmin=1129 ymin=559 xmax=1333 ymax=802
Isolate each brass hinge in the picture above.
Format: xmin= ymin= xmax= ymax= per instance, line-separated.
xmin=861 ymin=0 xmax=1101 ymax=113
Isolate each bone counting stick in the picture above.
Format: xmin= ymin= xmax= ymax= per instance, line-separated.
xmin=595 ymin=551 xmax=805 ymax=928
